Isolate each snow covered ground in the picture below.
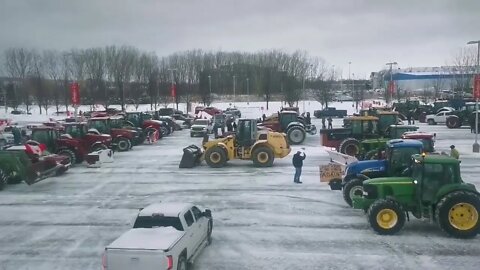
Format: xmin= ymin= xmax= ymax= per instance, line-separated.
xmin=0 ymin=102 xmax=479 ymax=270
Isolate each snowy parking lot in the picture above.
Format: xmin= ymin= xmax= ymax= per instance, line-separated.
xmin=0 ymin=115 xmax=480 ymax=270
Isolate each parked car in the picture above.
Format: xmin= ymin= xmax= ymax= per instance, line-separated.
xmin=426 ymin=110 xmax=454 ymax=125
xmin=190 ymin=119 xmax=213 ymax=137
xmin=103 ymin=202 xmax=212 ymax=270
xmin=224 ymin=107 xmax=242 ymax=118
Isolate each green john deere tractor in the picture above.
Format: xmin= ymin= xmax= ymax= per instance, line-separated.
xmin=353 ymin=154 xmax=480 ymax=238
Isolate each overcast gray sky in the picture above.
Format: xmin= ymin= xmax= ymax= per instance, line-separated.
xmin=0 ymin=0 xmax=479 ymax=78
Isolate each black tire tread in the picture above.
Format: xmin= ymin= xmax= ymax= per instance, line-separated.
xmin=343 ymin=178 xmax=364 ymax=207
xmin=367 ymin=199 xmax=406 ymax=235
xmin=252 ymin=146 xmax=274 ymax=167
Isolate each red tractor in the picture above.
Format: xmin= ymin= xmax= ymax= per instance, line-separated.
xmin=30 ymin=125 xmax=113 ymax=164
xmin=88 ymin=116 xmax=139 ymax=151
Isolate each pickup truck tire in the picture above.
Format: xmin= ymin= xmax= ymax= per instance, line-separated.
xmin=0 ymin=169 xmax=7 ymax=191
xmin=57 ymin=148 xmax=77 ymax=165
xmin=177 ymin=256 xmax=187 ymax=270
xmin=427 ymin=119 xmax=435 ymax=125
xmin=343 ymin=178 xmax=364 ymax=207
xmin=205 ymin=146 xmax=227 ymax=168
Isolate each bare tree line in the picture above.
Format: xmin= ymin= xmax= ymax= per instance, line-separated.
xmin=0 ymin=46 xmax=337 ymax=114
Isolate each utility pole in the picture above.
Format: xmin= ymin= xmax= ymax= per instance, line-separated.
xmin=386 ymin=62 xmax=398 ymax=105
xmin=2 ymin=82 xmax=7 ymax=114
xmin=467 ymin=40 xmax=480 ymax=153
xmin=353 ymin=73 xmax=357 ymax=111
xmin=246 ymin=77 xmax=250 ymax=105
xmin=233 ymin=75 xmax=236 ymax=107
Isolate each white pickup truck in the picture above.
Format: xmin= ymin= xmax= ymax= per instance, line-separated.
xmin=103 ymin=203 xmax=213 ymax=270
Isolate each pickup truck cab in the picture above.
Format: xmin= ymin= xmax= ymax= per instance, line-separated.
xmin=314 ymin=107 xmax=348 ymax=118
xmin=103 ymin=203 xmax=213 ymax=270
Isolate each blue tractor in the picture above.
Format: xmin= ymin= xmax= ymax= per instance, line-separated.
xmin=336 ymin=139 xmax=424 ymax=206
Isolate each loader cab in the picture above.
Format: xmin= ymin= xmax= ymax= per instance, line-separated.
xmin=237 ymin=119 xmax=257 ymax=147
xmin=411 ymin=155 xmax=461 ymax=203
xmin=279 ymin=111 xmax=298 ymax=130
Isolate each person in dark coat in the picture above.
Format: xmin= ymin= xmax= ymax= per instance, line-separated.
xmin=11 ymin=125 xmax=22 ymax=145
xmin=306 ymin=112 xmax=311 ymax=125
xmin=232 ymin=121 xmax=237 ymax=132
xmin=321 ymin=117 xmax=326 ymax=129
xmin=292 ymin=150 xmax=306 ymax=183
xmin=262 ymin=114 xmax=266 ymax=122
xmin=327 ymin=117 xmax=333 ymax=129
xmin=226 ymin=118 xmax=233 ymax=132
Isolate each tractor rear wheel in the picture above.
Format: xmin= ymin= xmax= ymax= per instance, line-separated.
xmin=205 ymin=146 xmax=227 ymax=168
xmin=0 ymin=169 xmax=7 ymax=191
xmin=116 ymin=138 xmax=131 ymax=152
xmin=339 ymin=138 xmax=360 ymax=156
xmin=343 ymin=178 xmax=364 ymax=207
xmin=367 ymin=199 xmax=406 ymax=235
xmin=435 ymin=191 xmax=480 ymax=238
xmin=252 ymin=146 xmax=274 ymax=167
xmin=57 ymin=148 xmax=77 ymax=165
xmin=446 ymin=116 xmax=461 ymax=129
xmin=286 ymin=126 xmax=306 ymax=145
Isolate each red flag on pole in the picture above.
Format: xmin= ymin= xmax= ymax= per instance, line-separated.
xmin=388 ymin=81 xmax=395 ymax=94
xmin=170 ymin=84 xmax=177 ymax=98
xmin=70 ymin=82 xmax=80 ymax=105
xmin=474 ymin=74 xmax=480 ymax=100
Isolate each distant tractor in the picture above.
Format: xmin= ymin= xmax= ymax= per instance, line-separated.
xmin=353 ymin=154 xmax=480 ymax=238
xmin=197 ymin=119 xmax=291 ymax=168
xmin=320 ymin=115 xmax=417 ymax=156
xmin=31 ymin=125 xmax=112 ymax=164
xmin=259 ymin=111 xmax=316 ymax=145
xmin=339 ymin=139 xmax=424 ymax=206
xmin=88 ymin=117 xmax=139 ymax=152
xmin=446 ymin=103 xmax=477 ymax=128
xmin=122 ymin=112 xmax=163 ymax=141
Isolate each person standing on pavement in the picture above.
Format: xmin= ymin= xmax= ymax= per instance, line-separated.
xmin=306 ymin=112 xmax=311 ymax=125
xmin=321 ymin=117 xmax=326 ymax=129
xmin=292 ymin=150 xmax=306 ymax=183
xmin=327 ymin=116 xmax=333 ymax=129
xmin=450 ymin=145 xmax=460 ymax=159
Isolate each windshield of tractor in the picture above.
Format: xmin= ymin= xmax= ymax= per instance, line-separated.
xmin=110 ymin=119 xmax=124 ymax=128
xmin=421 ymin=163 xmax=458 ymax=202
xmin=66 ymin=125 xmax=86 ymax=138
xmin=422 ymin=139 xmax=434 ymax=153
xmin=388 ymin=147 xmax=420 ymax=175
xmin=126 ymin=114 xmax=141 ymax=126
xmin=89 ymin=120 xmax=109 ymax=134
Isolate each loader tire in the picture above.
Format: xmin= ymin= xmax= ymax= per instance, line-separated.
xmin=205 ymin=146 xmax=227 ymax=168
xmin=435 ymin=191 xmax=480 ymax=238
xmin=57 ymin=148 xmax=77 ymax=165
xmin=339 ymin=138 xmax=360 ymax=156
xmin=252 ymin=146 xmax=274 ymax=167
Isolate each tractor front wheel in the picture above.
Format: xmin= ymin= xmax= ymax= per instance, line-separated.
xmin=339 ymin=138 xmax=360 ymax=156
xmin=343 ymin=178 xmax=365 ymax=207
xmin=205 ymin=146 xmax=227 ymax=168
xmin=57 ymin=148 xmax=77 ymax=165
xmin=367 ymin=199 xmax=406 ymax=235
xmin=252 ymin=146 xmax=274 ymax=167
xmin=435 ymin=191 xmax=480 ymax=238
xmin=286 ymin=126 xmax=306 ymax=145
xmin=116 ymin=138 xmax=131 ymax=152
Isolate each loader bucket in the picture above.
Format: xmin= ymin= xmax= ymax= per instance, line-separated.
xmin=179 ymin=145 xmax=203 ymax=168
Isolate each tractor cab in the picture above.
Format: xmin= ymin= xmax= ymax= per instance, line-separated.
xmin=343 ymin=116 xmax=379 ymax=137
xmin=384 ymin=140 xmax=424 ymax=176
xmin=88 ymin=117 xmax=111 ymax=134
xmin=125 ymin=112 xmax=153 ymax=127
xmin=237 ymin=119 xmax=257 ymax=147
xmin=278 ymin=111 xmax=298 ymax=130
xmin=30 ymin=127 xmax=61 ymax=152
xmin=64 ymin=123 xmax=88 ymax=139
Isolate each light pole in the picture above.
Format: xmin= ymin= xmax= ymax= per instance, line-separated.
xmin=246 ymin=77 xmax=250 ymax=105
xmin=208 ymin=75 xmax=212 ymax=105
xmin=352 ymin=73 xmax=357 ymax=111
xmin=233 ymin=75 xmax=236 ymax=107
xmin=386 ymin=62 xmax=398 ymax=105
xmin=2 ymin=82 xmax=7 ymax=114
xmin=467 ymin=40 xmax=480 ymax=152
